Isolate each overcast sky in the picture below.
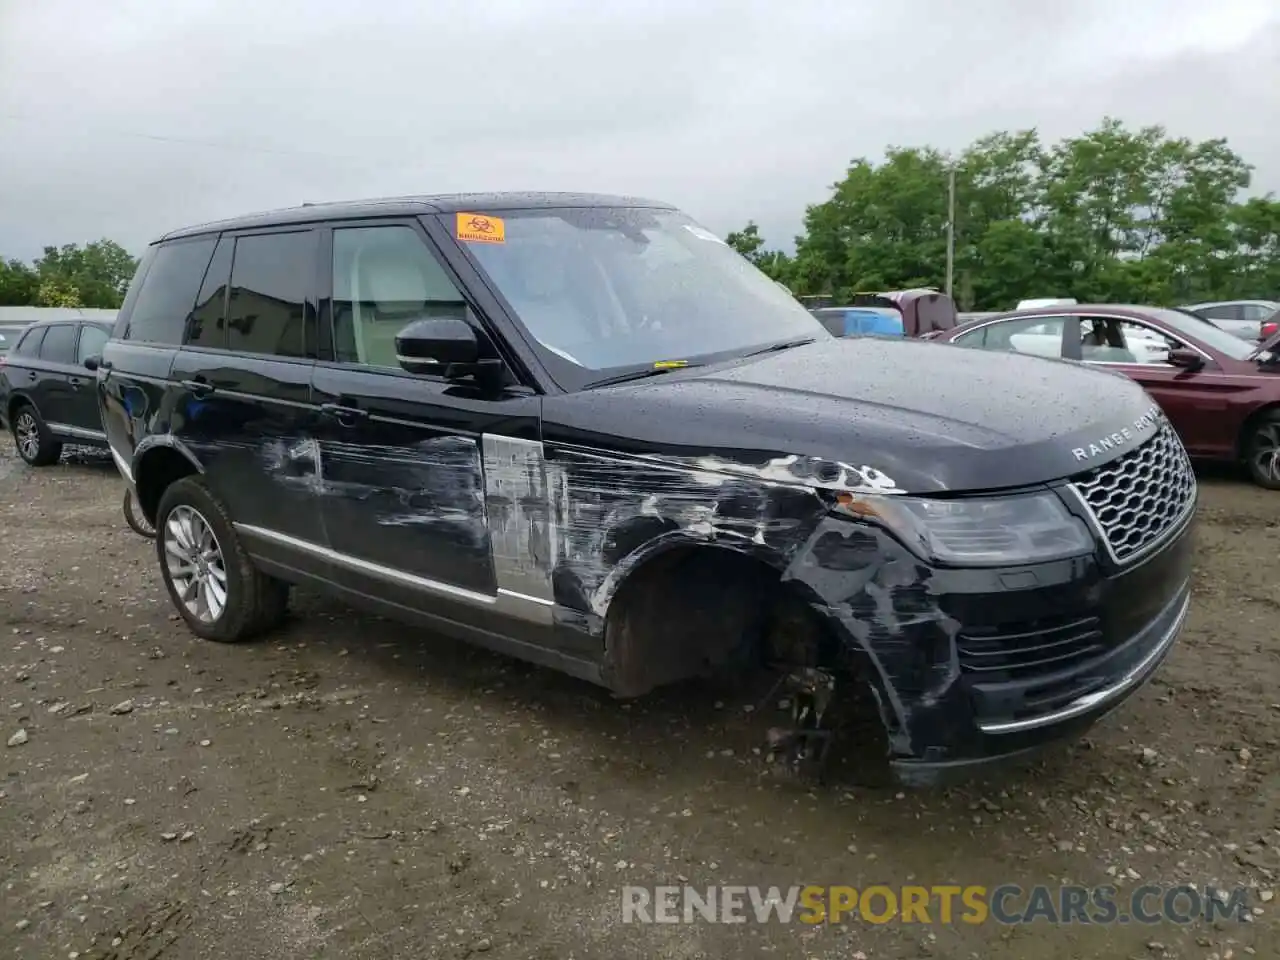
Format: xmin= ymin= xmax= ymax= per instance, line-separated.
xmin=1 ymin=0 xmax=1277 ymax=261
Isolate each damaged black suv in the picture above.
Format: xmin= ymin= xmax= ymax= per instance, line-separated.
xmin=94 ymin=193 xmax=1196 ymax=784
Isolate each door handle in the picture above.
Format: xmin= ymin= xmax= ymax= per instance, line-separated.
xmin=26 ymin=371 xmax=36 ymax=381
xmin=181 ymin=379 xmax=215 ymax=398
xmin=68 ymin=377 xmax=82 ymax=389
xmin=320 ymin=402 xmax=369 ymax=426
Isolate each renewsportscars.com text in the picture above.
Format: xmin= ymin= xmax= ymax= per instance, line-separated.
xmin=621 ymin=884 xmax=1254 ymax=925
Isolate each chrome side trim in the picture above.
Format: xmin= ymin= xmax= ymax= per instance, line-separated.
xmin=233 ymin=522 xmax=554 ymax=625
xmin=47 ymin=422 xmax=107 ymax=441
xmin=978 ymin=586 xmax=1190 ymax=735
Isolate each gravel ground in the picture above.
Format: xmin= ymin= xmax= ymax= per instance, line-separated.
xmin=1 ymin=436 xmax=1278 ymax=960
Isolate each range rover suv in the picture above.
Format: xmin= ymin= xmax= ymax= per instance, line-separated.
xmin=95 ymin=193 xmax=1197 ymax=784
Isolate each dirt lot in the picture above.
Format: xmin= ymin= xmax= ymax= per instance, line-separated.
xmin=1 ymin=437 xmax=1277 ymax=960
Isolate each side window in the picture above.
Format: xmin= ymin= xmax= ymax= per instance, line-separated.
xmin=1200 ymin=304 xmax=1241 ymax=321
xmin=125 ymin=238 xmax=217 ymax=345
xmin=39 ymin=324 xmax=78 ymax=364
xmin=956 ymin=316 xmax=1065 ymax=358
xmin=331 ymin=225 xmax=466 ymax=368
xmin=225 ymin=232 xmax=315 ymax=358
xmin=76 ymin=325 xmax=110 ymax=364
xmin=1242 ymin=304 xmax=1274 ymax=323
xmin=185 ymin=236 xmax=234 ymax=350
xmin=1080 ymin=318 xmax=1177 ymax=365
xmin=13 ymin=327 xmax=46 ymax=358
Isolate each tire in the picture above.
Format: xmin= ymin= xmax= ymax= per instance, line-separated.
xmin=122 ymin=488 xmax=156 ymax=539
xmin=1245 ymin=412 xmax=1280 ymax=490
xmin=11 ymin=403 xmax=62 ymax=467
xmin=155 ymin=476 xmax=290 ymax=642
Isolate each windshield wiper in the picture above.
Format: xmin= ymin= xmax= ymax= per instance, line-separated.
xmin=583 ymin=363 xmax=704 ymax=390
xmin=741 ymin=336 xmax=817 ymax=358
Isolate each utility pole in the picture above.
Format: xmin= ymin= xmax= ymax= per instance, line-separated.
xmin=945 ymin=165 xmax=956 ymax=297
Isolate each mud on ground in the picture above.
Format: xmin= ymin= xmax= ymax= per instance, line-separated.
xmin=1 ymin=438 xmax=1277 ymax=959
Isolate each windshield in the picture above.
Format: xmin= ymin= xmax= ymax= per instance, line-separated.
xmin=1148 ymin=307 xmax=1259 ymax=360
xmin=450 ymin=206 xmax=826 ymax=382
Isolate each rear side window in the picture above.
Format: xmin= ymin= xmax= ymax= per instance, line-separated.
xmin=39 ymin=324 xmax=78 ymax=364
xmin=225 ymin=232 xmax=315 ymax=358
xmin=185 ymin=236 xmax=234 ymax=350
xmin=124 ymin=237 xmax=217 ymax=345
xmin=14 ymin=326 xmax=47 ymax=358
xmin=77 ymin=325 xmax=110 ymax=364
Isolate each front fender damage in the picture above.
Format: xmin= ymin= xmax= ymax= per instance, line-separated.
xmin=543 ymin=445 xmax=959 ymax=779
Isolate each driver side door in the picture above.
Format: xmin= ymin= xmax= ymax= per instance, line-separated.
xmin=309 ymin=220 xmax=547 ymax=631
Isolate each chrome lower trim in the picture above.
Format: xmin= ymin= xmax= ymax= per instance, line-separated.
xmin=233 ymin=522 xmax=554 ymax=625
xmin=977 ymin=586 xmax=1190 ymax=735
xmin=47 ymin=422 xmax=107 ymax=441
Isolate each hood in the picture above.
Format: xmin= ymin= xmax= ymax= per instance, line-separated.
xmin=543 ymin=338 xmax=1166 ymax=495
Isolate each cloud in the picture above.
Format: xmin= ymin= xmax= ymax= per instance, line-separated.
xmin=0 ymin=0 xmax=1276 ymax=258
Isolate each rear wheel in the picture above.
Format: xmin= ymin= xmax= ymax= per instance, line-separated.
xmin=1245 ymin=412 xmax=1280 ymax=489
xmin=11 ymin=404 xmax=62 ymax=466
xmin=155 ymin=477 xmax=289 ymax=642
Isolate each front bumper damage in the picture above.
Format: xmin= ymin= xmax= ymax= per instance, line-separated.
xmin=774 ymin=505 xmax=1196 ymax=786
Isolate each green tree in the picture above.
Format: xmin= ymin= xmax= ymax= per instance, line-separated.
xmin=0 ymin=259 xmax=39 ymax=306
xmin=767 ymin=118 xmax=1278 ymax=310
xmin=725 ymin=221 xmax=794 ymax=285
xmin=34 ymin=239 xmax=139 ymax=309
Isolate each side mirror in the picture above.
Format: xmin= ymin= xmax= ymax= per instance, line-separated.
xmin=395 ymin=316 xmax=494 ymax=380
xmin=83 ymin=355 xmax=101 ymax=371
xmin=1166 ymin=347 xmax=1204 ymax=371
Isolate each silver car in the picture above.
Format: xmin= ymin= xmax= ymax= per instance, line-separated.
xmin=1182 ymin=299 xmax=1278 ymax=341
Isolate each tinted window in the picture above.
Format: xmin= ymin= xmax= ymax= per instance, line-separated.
xmin=1242 ymin=303 xmax=1278 ymax=323
xmin=226 ymin=232 xmax=315 ymax=358
xmin=954 ymin=316 xmax=1065 ymax=358
xmin=332 ymin=225 xmax=464 ymax=368
xmin=185 ymin=236 xmax=233 ymax=349
xmin=126 ymin=238 xmax=217 ymax=345
xmin=39 ymin=324 xmax=78 ymax=364
xmin=77 ymin=325 xmax=110 ymax=364
xmin=13 ymin=327 xmax=46 ymax=357
xmin=1197 ymin=303 xmax=1241 ymax=321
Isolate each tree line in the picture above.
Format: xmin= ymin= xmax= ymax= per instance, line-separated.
xmin=727 ymin=117 xmax=1280 ymax=311
xmin=0 ymin=240 xmax=139 ymax=309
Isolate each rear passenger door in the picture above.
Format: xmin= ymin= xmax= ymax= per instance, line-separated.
xmin=168 ymin=228 xmax=329 ymax=572
xmin=35 ymin=323 xmax=91 ymax=438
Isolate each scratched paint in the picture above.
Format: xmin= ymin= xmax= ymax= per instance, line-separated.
xmin=253 ymin=427 xmax=933 ymax=757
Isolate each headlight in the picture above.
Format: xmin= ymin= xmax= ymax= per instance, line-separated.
xmin=831 ymin=490 xmax=1093 ymax=566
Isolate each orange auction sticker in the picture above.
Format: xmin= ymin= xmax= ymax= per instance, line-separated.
xmin=456 ymin=212 xmax=506 ymax=244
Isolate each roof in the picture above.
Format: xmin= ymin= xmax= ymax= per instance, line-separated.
xmin=160 ymin=191 xmax=677 ymax=242
xmin=0 ymin=306 xmax=117 ymax=327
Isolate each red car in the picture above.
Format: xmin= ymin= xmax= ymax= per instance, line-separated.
xmin=935 ymin=304 xmax=1280 ymax=488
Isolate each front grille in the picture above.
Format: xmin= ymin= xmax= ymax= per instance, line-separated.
xmin=958 ymin=615 xmax=1106 ymax=681
xmin=1069 ymin=425 xmax=1195 ymax=564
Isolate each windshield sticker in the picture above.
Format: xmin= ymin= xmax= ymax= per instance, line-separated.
xmin=653 ymin=360 xmax=688 ymax=369
xmin=456 ymin=213 xmax=506 ymax=244
xmin=683 ymin=224 xmax=726 ymax=244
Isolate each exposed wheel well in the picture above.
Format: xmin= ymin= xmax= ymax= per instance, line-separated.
xmin=601 ymin=544 xmax=846 ymax=698
xmin=135 ymin=447 xmax=198 ymax=524
xmin=1237 ymin=403 xmax=1280 ymax=459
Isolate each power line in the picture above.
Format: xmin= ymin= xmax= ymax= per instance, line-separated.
xmin=0 ymin=111 xmax=374 ymax=164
